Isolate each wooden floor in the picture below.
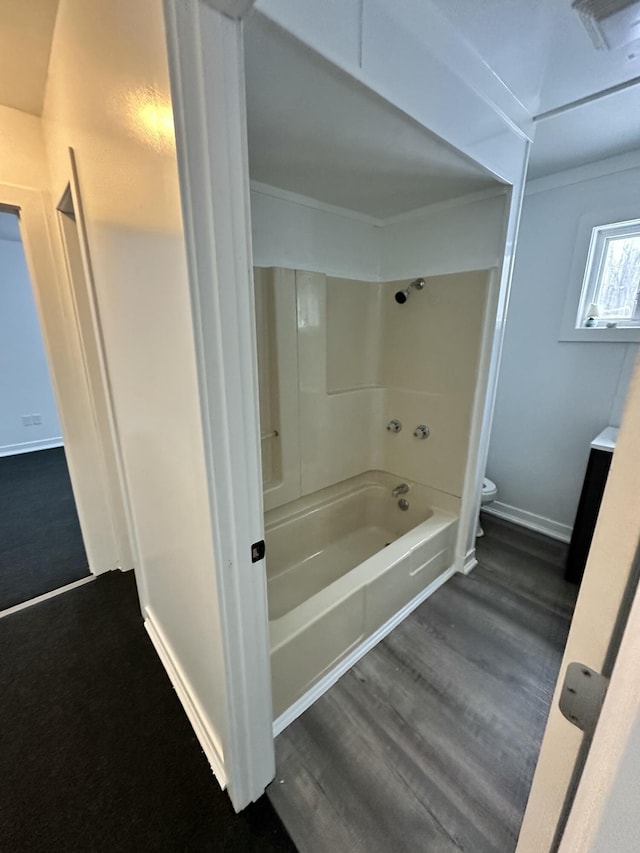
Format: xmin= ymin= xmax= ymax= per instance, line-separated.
xmin=267 ymin=516 xmax=577 ymax=853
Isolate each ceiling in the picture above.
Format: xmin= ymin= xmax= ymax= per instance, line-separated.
xmin=0 ymin=0 xmax=631 ymax=187
xmin=0 ymin=0 xmax=59 ymax=115
xmin=244 ymin=16 xmax=500 ymax=220
xmin=428 ymin=0 xmax=640 ymax=177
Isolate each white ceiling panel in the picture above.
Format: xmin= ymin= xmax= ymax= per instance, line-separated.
xmin=244 ymin=15 xmax=499 ymax=219
xmin=529 ymin=87 xmax=640 ymax=179
xmin=427 ymin=0 xmax=640 ymax=177
xmin=429 ymin=0 xmax=640 ymax=113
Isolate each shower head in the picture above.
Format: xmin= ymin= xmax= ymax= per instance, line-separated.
xmin=395 ymin=278 xmax=425 ymax=305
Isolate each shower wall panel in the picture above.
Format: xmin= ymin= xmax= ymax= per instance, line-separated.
xmin=255 ymin=266 xmax=489 ymax=510
xmin=380 ymin=271 xmax=490 ymax=497
xmin=254 ymin=267 xmax=302 ymax=511
xmin=297 ymin=271 xmax=383 ymax=496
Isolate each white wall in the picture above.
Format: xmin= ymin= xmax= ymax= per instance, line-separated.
xmin=486 ymin=154 xmax=640 ymax=540
xmin=0 ymin=224 xmax=62 ymax=455
xmin=0 ymin=104 xmax=50 ymax=190
xmin=380 ymin=192 xmax=506 ymax=279
xmin=42 ymin=0 xmax=230 ymax=776
xmin=251 ymin=184 xmax=381 ymax=280
xmin=250 ymin=183 xmax=507 ymax=281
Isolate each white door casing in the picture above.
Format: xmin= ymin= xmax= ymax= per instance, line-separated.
xmin=162 ymin=0 xmax=530 ymax=808
xmin=0 ymin=182 xmax=126 ymax=576
xmin=517 ymin=353 xmax=640 ymax=851
xmin=56 ymin=150 xmax=137 ymax=573
xmin=163 ymin=0 xmax=275 ymax=810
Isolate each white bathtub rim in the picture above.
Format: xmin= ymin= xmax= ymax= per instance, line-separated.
xmin=268 ymin=509 xmax=458 ymax=646
xmin=266 ymin=481 xmax=387 ymax=532
xmin=272 ymin=561 xmax=458 ymax=736
xmin=265 ymin=469 xmax=461 ymax=530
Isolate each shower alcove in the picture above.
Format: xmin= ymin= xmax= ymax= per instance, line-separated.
xmin=244 ymin=12 xmax=510 ymax=724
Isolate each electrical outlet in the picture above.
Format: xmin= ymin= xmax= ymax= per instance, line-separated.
xmin=21 ymin=415 xmax=33 ymax=426
xmin=31 ymin=414 xmax=42 ymax=425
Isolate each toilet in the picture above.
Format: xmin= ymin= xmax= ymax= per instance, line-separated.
xmin=477 ymin=477 xmax=497 ymax=537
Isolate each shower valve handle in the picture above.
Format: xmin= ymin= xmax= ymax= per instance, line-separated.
xmin=387 ymin=419 xmax=402 ymax=433
xmin=414 ymin=425 xmax=430 ymax=440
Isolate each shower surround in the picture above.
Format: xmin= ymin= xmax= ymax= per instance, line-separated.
xmin=254 ymin=266 xmax=491 ymax=720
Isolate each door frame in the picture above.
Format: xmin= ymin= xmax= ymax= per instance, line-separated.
xmin=517 ymin=358 xmax=640 ymax=851
xmin=0 ymin=180 xmax=128 ymax=576
xmin=559 ymin=543 xmax=640 ymax=850
xmin=55 ymin=149 xmax=137 ymax=575
xmin=162 ymin=0 xmax=530 ymax=808
xmin=163 ymin=0 xmax=275 ymax=809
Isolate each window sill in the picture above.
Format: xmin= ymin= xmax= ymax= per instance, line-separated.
xmin=559 ymin=325 xmax=640 ymax=343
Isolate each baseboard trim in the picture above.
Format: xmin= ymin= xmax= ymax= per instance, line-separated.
xmin=0 ymin=575 xmax=95 ymax=619
xmin=482 ymin=501 xmax=572 ymax=543
xmin=0 ymin=438 xmax=64 ymax=457
xmin=144 ymin=607 xmax=227 ymax=789
xmin=463 ymin=549 xmax=478 ymax=574
xmin=273 ymin=564 xmax=457 ymax=737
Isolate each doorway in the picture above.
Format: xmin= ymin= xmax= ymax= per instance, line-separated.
xmin=237 ymin=11 xmax=581 ymax=850
xmin=0 ymin=210 xmax=90 ymax=612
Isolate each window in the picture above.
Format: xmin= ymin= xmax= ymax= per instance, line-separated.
xmin=577 ymin=219 xmax=640 ymax=331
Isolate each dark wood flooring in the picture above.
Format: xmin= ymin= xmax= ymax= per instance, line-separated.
xmin=267 ymin=515 xmax=577 ymax=853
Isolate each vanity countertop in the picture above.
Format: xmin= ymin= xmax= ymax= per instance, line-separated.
xmin=591 ymin=426 xmax=619 ymax=453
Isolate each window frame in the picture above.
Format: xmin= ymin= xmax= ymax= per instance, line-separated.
xmin=560 ymin=212 xmax=640 ymax=343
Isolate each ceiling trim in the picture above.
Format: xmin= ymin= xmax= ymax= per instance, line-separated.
xmin=526 ymin=147 xmax=640 ymax=196
xmin=250 ymin=180 xmax=508 ymax=228
xmin=201 ymin=0 xmax=256 ymax=19
xmin=534 ymin=73 xmax=640 ymax=121
xmin=382 ymin=185 xmax=508 ymax=226
xmin=249 ymin=180 xmax=384 ymax=226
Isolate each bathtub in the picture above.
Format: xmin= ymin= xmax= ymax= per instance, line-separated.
xmin=266 ymin=470 xmax=459 ymax=718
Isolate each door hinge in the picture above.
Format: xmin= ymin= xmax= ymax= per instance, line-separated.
xmin=251 ymin=539 xmax=266 ymax=563
xmin=559 ymin=662 xmax=609 ymax=736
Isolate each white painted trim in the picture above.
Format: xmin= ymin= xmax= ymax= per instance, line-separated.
xmin=1 ymin=182 xmax=123 ymax=575
xmin=168 ymin=0 xmax=531 ymax=807
xmin=202 ymin=0 xmax=255 ymax=18
xmin=463 ymin=549 xmax=478 ymax=575
xmin=273 ymin=564 xmax=457 ymax=736
xmin=250 ymin=181 xmax=383 ymax=227
xmin=164 ymin=0 xmax=274 ymax=811
xmin=58 ymin=151 xmax=138 ymax=572
xmin=0 ymin=575 xmax=95 ymax=619
xmin=526 ymin=148 xmax=640 ymax=197
xmin=482 ymin=500 xmax=573 ymax=543
xmin=455 ymin=145 xmax=530 ymax=573
xmin=250 ymin=179 xmax=508 ymax=232
xmin=559 ymin=206 xmax=640 ymax=346
xmin=558 ymin=548 xmax=640 ymax=851
xmin=381 ymin=186 xmax=508 ymax=226
xmin=0 ymin=437 xmax=63 ymax=457
xmin=144 ymin=606 xmax=227 ymax=787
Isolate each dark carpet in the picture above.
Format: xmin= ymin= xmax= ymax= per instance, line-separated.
xmin=0 ymin=571 xmax=296 ymax=852
xmin=0 ymin=447 xmax=89 ymax=611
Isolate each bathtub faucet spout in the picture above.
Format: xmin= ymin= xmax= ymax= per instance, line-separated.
xmin=392 ymin=483 xmax=409 ymax=498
